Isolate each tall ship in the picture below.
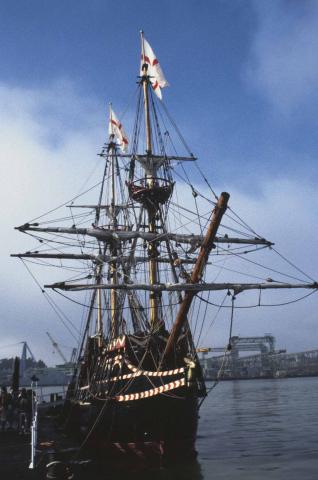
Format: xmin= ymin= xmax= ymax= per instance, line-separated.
xmin=12 ymin=33 xmax=317 ymax=467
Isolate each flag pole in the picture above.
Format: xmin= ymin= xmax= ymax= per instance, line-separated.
xmin=140 ymin=30 xmax=152 ymax=155
xmin=109 ymin=102 xmax=113 ymax=137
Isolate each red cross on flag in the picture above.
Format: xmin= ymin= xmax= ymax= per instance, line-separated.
xmin=108 ymin=107 xmax=129 ymax=152
xmin=141 ymin=37 xmax=169 ymax=100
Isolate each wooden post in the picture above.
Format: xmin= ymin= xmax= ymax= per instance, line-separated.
xmin=163 ymin=192 xmax=230 ymax=359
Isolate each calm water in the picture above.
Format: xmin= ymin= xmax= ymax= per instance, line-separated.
xmin=197 ymin=377 xmax=318 ymax=480
xmin=115 ymin=377 xmax=318 ymax=480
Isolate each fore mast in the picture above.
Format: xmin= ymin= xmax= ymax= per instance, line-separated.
xmin=108 ymin=105 xmax=119 ymax=339
xmin=96 ymin=105 xmax=129 ymax=344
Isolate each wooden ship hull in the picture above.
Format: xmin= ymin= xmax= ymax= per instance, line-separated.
xmin=62 ymin=334 xmax=205 ymax=466
xmin=69 ymin=390 xmax=199 ymax=465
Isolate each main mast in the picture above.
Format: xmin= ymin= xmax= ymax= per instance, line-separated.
xmin=140 ymin=30 xmax=160 ymax=328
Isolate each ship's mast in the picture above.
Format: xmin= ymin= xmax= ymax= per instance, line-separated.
xmin=163 ymin=192 xmax=230 ymax=359
xmin=108 ymin=105 xmax=118 ymax=338
xmin=141 ymin=31 xmax=152 ymax=157
xmin=140 ymin=30 xmax=160 ymax=328
xmin=95 ymin=263 xmax=103 ymax=346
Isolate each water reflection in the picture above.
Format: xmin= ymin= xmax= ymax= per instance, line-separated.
xmin=229 ymin=380 xmax=283 ymax=458
xmin=89 ymin=460 xmax=203 ymax=480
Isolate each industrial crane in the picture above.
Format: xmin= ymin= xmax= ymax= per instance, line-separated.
xmin=46 ymin=332 xmax=68 ymax=364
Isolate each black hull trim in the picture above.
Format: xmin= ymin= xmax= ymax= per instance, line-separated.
xmin=66 ymin=389 xmax=199 ymax=467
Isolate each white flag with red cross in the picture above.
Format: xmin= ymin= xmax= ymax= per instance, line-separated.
xmin=108 ymin=107 xmax=129 ymax=152
xmin=141 ymin=37 xmax=169 ymax=100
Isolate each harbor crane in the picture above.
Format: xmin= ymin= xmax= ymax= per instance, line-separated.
xmin=197 ymin=335 xmax=277 ymax=372
xmin=46 ymin=332 xmax=68 ymax=364
xmin=197 ymin=335 xmax=276 ymax=357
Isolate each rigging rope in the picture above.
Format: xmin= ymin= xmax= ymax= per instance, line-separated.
xmin=26 ymin=180 xmax=105 ymax=224
xmin=216 ymin=245 xmax=311 ymax=283
xmin=21 ymin=260 xmax=80 ymax=341
xmin=196 ymin=288 xmax=317 ymax=308
xmin=272 ymin=247 xmax=316 ymax=283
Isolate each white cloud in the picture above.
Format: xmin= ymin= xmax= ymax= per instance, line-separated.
xmin=246 ymin=1 xmax=318 ymax=114
xmin=0 ymin=81 xmax=106 ymax=363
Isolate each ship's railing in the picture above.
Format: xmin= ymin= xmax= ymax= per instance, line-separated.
xmin=29 ymin=385 xmax=68 ymax=469
xmin=128 ymin=177 xmax=174 ymax=205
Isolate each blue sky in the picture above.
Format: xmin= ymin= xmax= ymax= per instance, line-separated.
xmin=1 ymin=0 xmax=317 ymax=363
xmin=1 ymin=0 xmax=317 ymax=188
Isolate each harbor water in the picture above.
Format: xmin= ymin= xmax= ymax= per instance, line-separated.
xmin=1 ymin=377 xmax=317 ymax=479
xmin=109 ymin=377 xmax=318 ymax=480
xmin=197 ymin=377 xmax=318 ymax=480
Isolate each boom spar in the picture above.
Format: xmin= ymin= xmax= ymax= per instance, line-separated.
xmin=43 ymin=281 xmax=318 ymax=294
